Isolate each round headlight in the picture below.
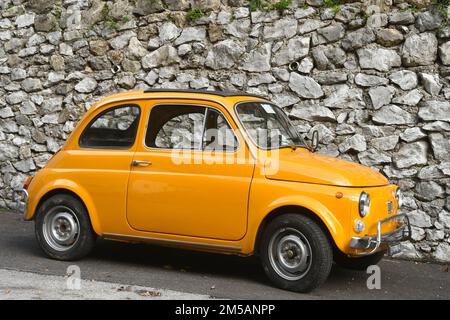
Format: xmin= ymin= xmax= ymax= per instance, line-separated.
xmin=395 ymin=188 xmax=402 ymax=208
xmin=359 ymin=192 xmax=370 ymax=217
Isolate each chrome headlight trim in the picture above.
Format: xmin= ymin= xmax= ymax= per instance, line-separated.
xmin=359 ymin=192 xmax=370 ymax=217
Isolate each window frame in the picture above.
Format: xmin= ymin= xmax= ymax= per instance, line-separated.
xmin=78 ymin=103 xmax=141 ymax=150
xmin=144 ymin=103 xmax=240 ymax=153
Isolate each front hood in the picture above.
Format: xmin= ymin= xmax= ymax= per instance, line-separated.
xmin=264 ymin=149 xmax=388 ymax=187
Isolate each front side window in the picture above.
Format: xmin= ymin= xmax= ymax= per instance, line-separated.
xmin=145 ymin=105 xmax=238 ymax=151
xmin=79 ymin=104 xmax=140 ymax=149
xmin=235 ymin=102 xmax=307 ymax=150
xmin=146 ymin=105 xmax=206 ymax=150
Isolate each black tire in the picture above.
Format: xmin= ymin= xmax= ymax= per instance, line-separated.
xmin=260 ymin=214 xmax=333 ymax=293
xmin=333 ymin=249 xmax=385 ymax=271
xmin=35 ymin=194 xmax=96 ymax=261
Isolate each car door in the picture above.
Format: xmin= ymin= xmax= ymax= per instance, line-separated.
xmin=126 ymin=100 xmax=255 ymax=241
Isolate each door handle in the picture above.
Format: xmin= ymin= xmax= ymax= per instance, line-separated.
xmin=132 ymin=160 xmax=151 ymax=167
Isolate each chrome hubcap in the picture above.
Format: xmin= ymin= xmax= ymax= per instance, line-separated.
xmin=268 ymin=228 xmax=312 ymax=281
xmin=42 ymin=206 xmax=79 ymax=251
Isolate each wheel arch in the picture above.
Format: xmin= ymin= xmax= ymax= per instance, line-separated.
xmin=30 ymin=185 xmax=102 ymax=236
xmin=254 ymin=205 xmax=346 ymax=255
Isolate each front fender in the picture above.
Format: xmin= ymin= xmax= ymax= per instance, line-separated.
xmin=26 ymin=174 xmax=103 ymax=236
xmin=244 ymin=179 xmax=351 ymax=255
xmin=266 ymin=195 xmax=347 ymax=251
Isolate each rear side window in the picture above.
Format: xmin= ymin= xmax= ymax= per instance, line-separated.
xmin=79 ymin=104 xmax=140 ymax=149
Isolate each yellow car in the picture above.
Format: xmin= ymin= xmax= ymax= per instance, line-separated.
xmin=18 ymin=89 xmax=410 ymax=292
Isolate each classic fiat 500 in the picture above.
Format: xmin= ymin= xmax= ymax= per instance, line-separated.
xmin=18 ymin=89 xmax=410 ymax=292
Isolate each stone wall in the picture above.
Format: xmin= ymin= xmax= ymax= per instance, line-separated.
xmin=0 ymin=0 xmax=450 ymax=262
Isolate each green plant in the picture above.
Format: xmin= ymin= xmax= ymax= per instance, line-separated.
xmin=101 ymin=5 xmax=123 ymax=29
xmin=435 ymin=0 xmax=449 ymax=28
xmin=323 ymin=0 xmax=340 ymax=7
xmin=270 ymin=0 xmax=292 ymax=11
xmin=362 ymin=11 xmax=369 ymax=21
xmin=409 ymin=4 xmax=420 ymax=13
xmin=107 ymin=19 xmax=118 ymax=29
xmin=101 ymin=5 xmax=110 ymax=20
xmin=54 ymin=6 xmax=62 ymax=20
xmin=332 ymin=5 xmax=340 ymax=14
xmin=249 ymin=0 xmax=292 ymax=12
xmin=249 ymin=0 xmax=265 ymax=11
xmin=323 ymin=0 xmax=341 ymax=14
xmin=186 ymin=8 xmax=205 ymax=22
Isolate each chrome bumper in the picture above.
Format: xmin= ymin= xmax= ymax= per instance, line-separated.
xmin=14 ymin=189 xmax=29 ymax=219
xmin=349 ymin=213 xmax=411 ymax=257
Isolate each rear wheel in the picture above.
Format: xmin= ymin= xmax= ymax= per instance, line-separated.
xmin=334 ymin=249 xmax=385 ymax=271
xmin=35 ymin=194 xmax=96 ymax=261
xmin=260 ymin=214 xmax=333 ymax=293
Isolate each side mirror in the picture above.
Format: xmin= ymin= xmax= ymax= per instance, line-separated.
xmin=310 ymin=130 xmax=319 ymax=152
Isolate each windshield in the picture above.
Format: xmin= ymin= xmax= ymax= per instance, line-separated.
xmin=235 ymin=102 xmax=307 ymax=150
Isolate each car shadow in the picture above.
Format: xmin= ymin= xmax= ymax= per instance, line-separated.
xmin=92 ymin=238 xmax=267 ymax=282
xmin=90 ymin=238 xmax=368 ymax=289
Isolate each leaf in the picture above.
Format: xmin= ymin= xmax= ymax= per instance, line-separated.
xmin=136 ymin=290 xmax=162 ymax=297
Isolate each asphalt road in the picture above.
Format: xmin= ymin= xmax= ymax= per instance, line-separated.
xmin=0 ymin=269 xmax=211 ymax=300
xmin=1 ymin=210 xmax=449 ymax=300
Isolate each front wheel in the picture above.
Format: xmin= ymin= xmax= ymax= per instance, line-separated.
xmin=260 ymin=214 xmax=333 ymax=293
xmin=35 ymin=194 xmax=96 ymax=261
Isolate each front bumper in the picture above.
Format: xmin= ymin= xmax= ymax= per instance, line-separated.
xmin=349 ymin=213 xmax=411 ymax=257
xmin=14 ymin=189 xmax=29 ymax=219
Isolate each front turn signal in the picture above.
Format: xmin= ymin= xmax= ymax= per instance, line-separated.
xmin=23 ymin=176 xmax=33 ymax=190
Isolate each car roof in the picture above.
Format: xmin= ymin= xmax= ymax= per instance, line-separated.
xmin=90 ymin=89 xmax=269 ymax=112
xmin=144 ymin=88 xmax=266 ymax=98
